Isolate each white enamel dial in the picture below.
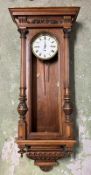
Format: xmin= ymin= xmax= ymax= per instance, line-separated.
xmin=32 ymin=33 xmax=58 ymax=60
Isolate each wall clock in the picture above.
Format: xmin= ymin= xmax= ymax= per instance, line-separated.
xmin=9 ymin=7 xmax=80 ymax=171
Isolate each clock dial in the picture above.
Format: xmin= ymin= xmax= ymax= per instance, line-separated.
xmin=32 ymin=33 xmax=58 ymax=60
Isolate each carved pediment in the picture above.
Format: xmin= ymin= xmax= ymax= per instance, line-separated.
xmin=9 ymin=7 xmax=79 ymax=29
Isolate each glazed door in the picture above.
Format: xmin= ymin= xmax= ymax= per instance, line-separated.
xmin=26 ymin=29 xmax=65 ymax=139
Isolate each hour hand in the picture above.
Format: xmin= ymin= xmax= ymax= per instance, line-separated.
xmin=44 ymin=39 xmax=46 ymax=50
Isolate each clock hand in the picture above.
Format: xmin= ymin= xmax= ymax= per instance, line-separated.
xmin=44 ymin=37 xmax=46 ymax=50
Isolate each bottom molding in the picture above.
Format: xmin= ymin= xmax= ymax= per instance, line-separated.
xmin=26 ymin=146 xmax=73 ymax=171
xmin=16 ymin=139 xmax=76 ymax=171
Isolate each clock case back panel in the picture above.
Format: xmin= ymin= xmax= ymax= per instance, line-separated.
xmin=26 ymin=29 xmax=65 ymax=140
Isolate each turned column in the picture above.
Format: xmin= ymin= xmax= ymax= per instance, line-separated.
xmin=63 ymin=28 xmax=73 ymax=139
xmin=17 ymin=27 xmax=28 ymax=141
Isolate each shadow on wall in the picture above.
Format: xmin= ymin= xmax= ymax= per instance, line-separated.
xmin=70 ymin=22 xmax=83 ymax=158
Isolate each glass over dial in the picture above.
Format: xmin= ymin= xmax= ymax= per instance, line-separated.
xmin=32 ymin=33 xmax=58 ymax=60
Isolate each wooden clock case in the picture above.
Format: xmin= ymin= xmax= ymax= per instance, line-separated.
xmin=9 ymin=7 xmax=80 ymax=171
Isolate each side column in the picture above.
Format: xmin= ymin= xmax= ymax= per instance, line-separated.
xmin=17 ymin=27 xmax=28 ymax=156
xmin=63 ymin=28 xmax=73 ymax=139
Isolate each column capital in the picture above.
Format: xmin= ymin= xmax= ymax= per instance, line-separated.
xmin=63 ymin=28 xmax=71 ymax=38
xmin=18 ymin=27 xmax=28 ymax=38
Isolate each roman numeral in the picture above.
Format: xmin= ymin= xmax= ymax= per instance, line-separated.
xmin=39 ymin=53 xmax=41 ymax=56
xmin=36 ymin=50 xmax=38 ymax=53
xmin=50 ymin=45 xmax=56 ymax=48
xmin=34 ymin=46 xmax=39 ymax=48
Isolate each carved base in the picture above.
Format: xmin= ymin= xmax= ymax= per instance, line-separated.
xmin=16 ymin=139 xmax=76 ymax=172
xmin=26 ymin=146 xmax=73 ymax=171
xmin=35 ymin=161 xmax=56 ymax=172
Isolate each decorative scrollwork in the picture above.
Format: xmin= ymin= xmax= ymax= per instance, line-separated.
xmin=14 ymin=15 xmax=73 ymax=28
xmin=26 ymin=146 xmax=73 ymax=171
xmin=27 ymin=150 xmax=72 ymax=161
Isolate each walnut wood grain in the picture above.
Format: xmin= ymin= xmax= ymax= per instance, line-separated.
xmin=16 ymin=139 xmax=76 ymax=146
xmin=9 ymin=7 xmax=80 ymax=171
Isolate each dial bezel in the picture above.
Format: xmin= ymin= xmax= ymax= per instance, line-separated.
xmin=32 ymin=32 xmax=58 ymax=60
